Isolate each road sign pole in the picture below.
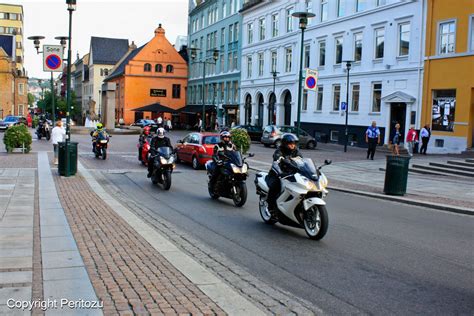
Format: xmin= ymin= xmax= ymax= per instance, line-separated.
xmin=51 ymin=72 xmax=55 ymax=122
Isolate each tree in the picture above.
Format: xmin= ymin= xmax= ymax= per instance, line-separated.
xmin=36 ymin=91 xmax=80 ymax=118
xmin=27 ymin=93 xmax=35 ymax=106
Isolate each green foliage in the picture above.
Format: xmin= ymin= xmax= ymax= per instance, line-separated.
xmin=28 ymin=93 xmax=35 ymax=106
xmin=32 ymin=116 xmax=39 ymax=128
xmin=3 ymin=124 xmax=32 ymax=153
xmin=37 ymin=91 xmax=79 ymax=117
xmin=231 ymin=128 xmax=251 ymax=154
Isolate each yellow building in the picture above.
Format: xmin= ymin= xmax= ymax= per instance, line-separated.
xmin=421 ymin=0 xmax=474 ymax=153
xmin=0 ymin=3 xmax=24 ymax=75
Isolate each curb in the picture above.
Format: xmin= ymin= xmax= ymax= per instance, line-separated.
xmin=249 ymin=166 xmax=474 ymax=216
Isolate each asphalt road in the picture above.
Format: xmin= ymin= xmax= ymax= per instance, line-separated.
xmin=30 ymin=130 xmax=474 ymax=314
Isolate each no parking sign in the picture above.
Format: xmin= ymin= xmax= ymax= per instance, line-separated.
xmin=43 ymin=45 xmax=63 ymax=72
xmin=304 ymin=68 xmax=318 ymax=91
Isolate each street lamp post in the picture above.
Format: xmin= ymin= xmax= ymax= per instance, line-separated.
xmin=98 ymin=90 xmax=102 ymax=121
xmin=190 ymin=47 xmax=219 ymax=131
xmin=270 ymin=71 xmax=279 ymax=125
xmin=342 ymin=60 xmax=353 ymax=153
xmin=292 ymin=11 xmax=315 ymax=138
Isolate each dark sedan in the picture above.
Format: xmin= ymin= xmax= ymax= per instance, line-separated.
xmin=0 ymin=116 xmax=27 ymax=131
xmin=232 ymin=125 xmax=263 ymax=142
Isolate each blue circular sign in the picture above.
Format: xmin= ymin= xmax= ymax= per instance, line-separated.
xmin=306 ymin=76 xmax=316 ymax=89
xmin=46 ymin=54 xmax=61 ymax=70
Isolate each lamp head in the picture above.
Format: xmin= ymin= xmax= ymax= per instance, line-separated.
xmin=27 ymin=36 xmax=45 ymax=54
xmin=66 ymin=0 xmax=76 ymax=11
xmin=292 ymin=12 xmax=315 ymax=30
xmin=212 ymin=49 xmax=219 ymax=61
xmin=55 ymin=36 xmax=69 ymax=48
xmin=343 ymin=60 xmax=354 ymax=70
xmin=190 ymin=46 xmax=199 ymax=60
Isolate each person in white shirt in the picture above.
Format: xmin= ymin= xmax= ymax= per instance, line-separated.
xmin=157 ymin=116 xmax=163 ymax=127
xmin=419 ymin=124 xmax=431 ymax=155
xmin=51 ymin=121 xmax=66 ymax=165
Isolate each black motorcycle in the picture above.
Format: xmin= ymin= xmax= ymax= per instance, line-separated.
xmin=93 ymin=131 xmax=110 ymax=160
xmin=36 ymin=119 xmax=51 ymax=140
xmin=150 ymin=147 xmax=175 ymax=190
xmin=206 ymin=151 xmax=254 ymax=207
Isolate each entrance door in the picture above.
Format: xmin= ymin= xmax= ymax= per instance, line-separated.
xmin=134 ymin=111 xmax=143 ymax=122
xmin=257 ymin=95 xmax=264 ymax=127
xmin=284 ymin=92 xmax=291 ymax=126
xmin=390 ymin=103 xmax=406 ymax=143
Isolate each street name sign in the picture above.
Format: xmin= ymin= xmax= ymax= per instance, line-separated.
xmin=304 ymin=68 xmax=318 ymax=91
xmin=43 ymin=45 xmax=63 ymax=72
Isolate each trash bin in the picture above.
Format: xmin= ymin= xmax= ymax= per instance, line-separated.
xmin=383 ymin=155 xmax=411 ymax=196
xmin=58 ymin=141 xmax=78 ymax=177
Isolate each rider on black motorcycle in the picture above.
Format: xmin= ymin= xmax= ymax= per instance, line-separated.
xmin=91 ymin=123 xmax=108 ymax=152
xmin=138 ymin=125 xmax=152 ymax=160
xmin=209 ymin=131 xmax=236 ymax=188
xmin=147 ymin=128 xmax=173 ymax=178
xmin=266 ymin=134 xmax=303 ymax=213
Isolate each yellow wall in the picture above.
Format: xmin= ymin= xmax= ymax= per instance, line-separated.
xmin=0 ymin=4 xmax=24 ymax=72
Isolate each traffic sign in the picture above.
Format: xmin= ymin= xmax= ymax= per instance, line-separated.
xmin=341 ymin=102 xmax=347 ymax=111
xmin=304 ymin=68 xmax=318 ymax=91
xmin=43 ymin=45 xmax=63 ymax=72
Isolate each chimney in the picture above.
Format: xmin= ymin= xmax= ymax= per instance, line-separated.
xmin=154 ymin=23 xmax=165 ymax=37
xmin=129 ymin=41 xmax=137 ymax=51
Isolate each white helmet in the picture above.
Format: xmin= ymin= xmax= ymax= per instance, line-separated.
xmin=157 ymin=127 xmax=165 ymax=138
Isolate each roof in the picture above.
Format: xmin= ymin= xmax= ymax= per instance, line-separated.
xmin=0 ymin=35 xmax=14 ymax=57
xmin=131 ymin=102 xmax=182 ymax=113
xmin=90 ymin=37 xmax=129 ymax=65
xmin=381 ymin=91 xmax=416 ymax=103
xmin=104 ymin=45 xmax=145 ymax=81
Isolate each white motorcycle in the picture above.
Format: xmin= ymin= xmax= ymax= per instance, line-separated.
xmin=255 ymin=157 xmax=331 ymax=240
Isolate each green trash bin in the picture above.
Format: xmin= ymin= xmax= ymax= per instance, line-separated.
xmin=383 ymin=155 xmax=411 ymax=195
xmin=58 ymin=142 xmax=78 ymax=177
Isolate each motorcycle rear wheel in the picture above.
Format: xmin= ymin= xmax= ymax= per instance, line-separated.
xmin=208 ymin=181 xmax=219 ymax=199
xmin=304 ymin=205 xmax=328 ymax=240
xmin=259 ymin=195 xmax=277 ymax=225
xmin=232 ymin=182 xmax=247 ymax=207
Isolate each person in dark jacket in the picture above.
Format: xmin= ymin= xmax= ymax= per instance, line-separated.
xmin=266 ymin=134 xmax=302 ymax=212
xmin=209 ymin=131 xmax=236 ymax=188
xmin=147 ymin=128 xmax=173 ymax=177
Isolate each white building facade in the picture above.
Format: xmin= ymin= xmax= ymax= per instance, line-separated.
xmin=240 ymin=0 xmax=425 ymax=147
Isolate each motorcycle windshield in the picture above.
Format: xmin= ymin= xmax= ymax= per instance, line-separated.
xmin=291 ymin=157 xmax=317 ymax=179
xmin=157 ymin=147 xmax=171 ymax=159
xmin=225 ymin=151 xmax=243 ymax=167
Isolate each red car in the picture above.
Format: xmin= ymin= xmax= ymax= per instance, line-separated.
xmin=175 ymin=132 xmax=220 ymax=169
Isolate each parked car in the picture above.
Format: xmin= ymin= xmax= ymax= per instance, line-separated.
xmin=261 ymin=125 xmax=317 ymax=149
xmin=175 ymin=132 xmax=220 ymax=169
xmin=131 ymin=119 xmax=158 ymax=132
xmin=232 ymin=125 xmax=263 ymax=142
xmin=0 ymin=116 xmax=27 ymax=131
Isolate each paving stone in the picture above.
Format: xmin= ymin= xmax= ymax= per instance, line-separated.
xmin=0 ymin=286 xmax=31 ymax=304
xmin=42 ymin=236 xmax=78 ymax=253
xmin=0 ymin=257 xmax=32 ymax=269
xmin=0 ymin=271 xmax=32 ymax=284
xmin=41 ymin=250 xmax=84 ymax=269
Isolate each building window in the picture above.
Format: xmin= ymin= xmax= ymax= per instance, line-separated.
xmin=351 ymin=83 xmax=360 ymax=111
xmin=320 ymin=0 xmax=328 ymax=22
xmin=221 ymin=28 xmax=225 ymax=46
xmin=330 ymin=130 xmax=339 ymax=142
xmin=375 ymin=28 xmax=385 ymax=59
xmin=166 ymin=65 xmax=174 ymax=73
xmin=372 ymin=83 xmax=382 ymax=112
xmin=172 ymin=84 xmax=181 ymax=99
xmin=356 ymin=0 xmax=367 ymax=12
xmin=228 ymin=53 xmax=233 ymax=71
xmin=258 ymin=53 xmax=264 ymax=76
xmin=233 ymin=52 xmax=238 ymax=70
xmin=333 ymin=84 xmax=341 ymax=111
xmin=271 ymin=51 xmax=277 ymax=72
xmin=259 ymin=18 xmax=266 ymax=41
xmin=302 ymin=90 xmax=309 ymax=111
xmin=316 ymin=86 xmax=323 ymax=111
xmin=104 ymin=69 xmax=109 ymax=76
xmin=155 ymin=64 xmax=163 ymax=72
xmin=438 ymin=21 xmax=456 ymax=55
xmin=286 ymin=7 xmax=294 ymax=32
xmin=470 ymin=15 xmax=474 ymax=51
xmin=219 ymin=54 xmax=224 ymax=73
xmin=229 ymin=25 xmax=233 ymax=44
xmin=432 ymin=89 xmax=456 ymax=132
xmin=377 ymin=0 xmax=386 ymax=5
xmin=222 ymin=1 xmax=227 ymax=18
xmin=247 ymin=56 xmax=252 ymax=78
xmin=398 ymin=22 xmax=410 ymax=57
xmin=304 ymin=45 xmax=310 ymax=68
xmin=337 ymin=0 xmax=345 ymax=17
xmin=234 ymin=22 xmax=239 ymax=42
xmin=306 ymin=0 xmax=313 ymax=25
xmin=335 ymin=37 xmax=343 ymax=64
xmin=354 ymin=33 xmax=363 ymax=62
xmin=18 ymin=83 xmax=24 ymax=95
xmin=247 ymin=23 xmax=253 ymax=44
xmin=319 ymin=41 xmax=326 ymax=66
xmin=285 ymin=47 xmax=292 ymax=72
xmin=144 ymin=63 xmax=151 ymax=72
xmin=272 ymin=14 xmax=279 ymax=37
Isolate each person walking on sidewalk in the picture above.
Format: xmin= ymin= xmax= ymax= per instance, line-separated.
xmin=51 ymin=120 xmax=66 ymax=165
xmin=406 ymin=126 xmax=418 ymax=156
xmin=365 ymin=121 xmax=381 ymax=160
xmin=392 ymin=123 xmax=402 ymax=156
xmin=419 ymin=124 xmax=431 ymax=155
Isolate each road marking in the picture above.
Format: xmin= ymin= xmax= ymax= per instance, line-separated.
xmin=77 ymin=161 xmax=266 ymax=316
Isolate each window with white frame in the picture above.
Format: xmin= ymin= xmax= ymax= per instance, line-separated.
xmin=333 ymin=84 xmax=341 ymax=111
xmin=319 ymin=40 xmax=326 ymax=66
xmin=438 ymin=21 xmax=456 ymax=55
xmin=320 ymin=0 xmax=328 ymax=22
xmin=335 ymin=36 xmax=343 ymax=64
xmin=230 ymin=0 xmax=234 ymax=14
xmin=271 ymin=51 xmax=278 ymax=72
xmin=306 ymin=0 xmax=313 ymax=25
xmin=259 ymin=17 xmax=266 ymax=41
xmin=398 ymin=22 xmax=410 ymax=57
xmin=372 ymin=83 xmax=382 ymax=112
xmin=356 ymin=0 xmax=367 ymax=12
xmin=219 ymin=54 xmax=224 ymax=73
xmin=351 ymin=83 xmax=360 ymax=111
xmin=304 ymin=45 xmax=311 ymax=68
xmin=285 ymin=47 xmax=292 ymax=72
xmin=229 ymin=25 xmax=233 ymax=44
xmin=316 ymin=86 xmax=323 ymax=111
xmin=247 ymin=55 xmax=252 ymax=78
xmin=374 ymin=27 xmax=385 ymax=59
xmin=258 ymin=53 xmax=264 ymax=76
xmin=337 ymin=0 xmax=345 ymax=17
xmin=303 ymin=90 xmax=308 ymax=111
xmin=286 ymin=7 xmax=294 ymax=32
xmin=233 ymin=52 xmax=238 ymax=70
xmin=222 ymin=1 xmax=227 ymax=18
xmin=272 ymin=13 xmax=279 ymax=37
xmin=354 ymin=33 xmax=363 ymax=62
xmin=221 ymin=28 xmax=225 ymax=46
xmin=234 ymin=22 xmax=239 ymax=42
xmin=247 ymin=23 xmax=253 ymax=44
xmin=18 ymin=83 xmax=24 ymax=95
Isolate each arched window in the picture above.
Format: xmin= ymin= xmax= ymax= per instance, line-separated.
xmin=155 ymin=64 xmax=163 ymax=72
xmin=144 ymin=63 xmax=151 ymax=72
xmin=166 ymin=64 xmax=174 ymax=73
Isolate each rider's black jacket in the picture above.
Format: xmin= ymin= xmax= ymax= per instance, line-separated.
xmin=213 ymin=141 xmax=236 ymax=162
xmin=150 ymin=136 xmax=172 ymax=150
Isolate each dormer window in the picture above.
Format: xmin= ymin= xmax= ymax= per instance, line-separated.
xmin=144 ymin=63 xmax=151 ymax=72
xmin=166 ymin=65 xmax=174 ymax=73
xmin=155 ymin=64 xmax=163 ymax=72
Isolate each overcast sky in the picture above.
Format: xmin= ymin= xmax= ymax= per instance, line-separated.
xmin=17 ymin=0 xmax=188 ymax=78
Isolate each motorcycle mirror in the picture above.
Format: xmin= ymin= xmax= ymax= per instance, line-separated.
xmin=324 ymin=159 xmax=332 ymax=165
xmin=248 ymin=153 xmax=255 ymax=158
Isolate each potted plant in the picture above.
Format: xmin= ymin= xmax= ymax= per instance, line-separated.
xmin=4 ymin=124 xmax=32 ymax=153
xmin=230 ymin=128 xmax=251 ymax=154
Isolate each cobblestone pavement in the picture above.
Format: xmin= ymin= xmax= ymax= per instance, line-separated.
xmin=54 ymin=174 xmax=226 ymax=315
xmin=93 ymin=171 xmax=318 ymax=316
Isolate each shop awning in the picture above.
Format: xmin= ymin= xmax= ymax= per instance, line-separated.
xmin=131 ymin=102 xmax=182 ymax=113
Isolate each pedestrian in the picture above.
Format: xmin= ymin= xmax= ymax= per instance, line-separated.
xmin=166 ymin=118 xmax=172 ymax=131
xmin=157 ymin=116 xmax=163 ymax=127
xmin=365 ymin=121 xmax=380 ymax=160
xmin=419 ymin=124 xmax=431 ymax=155
xmin=51 ymin=121 xmax=65 ymax=165
xmin=26 ymin=113 xmax=32 ymax=128
xmin=406 ymin=126 xmax=418 ymax=156
xmin=231 ymin=120 xmax=236 ymax=128
xmin=392 ymin=123 xmax=401 ymax=156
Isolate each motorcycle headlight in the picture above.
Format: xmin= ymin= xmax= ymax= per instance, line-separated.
xmin=318 ymin=174 xmax=328 ymax=189
xmin=302 ymin=176 xmax=318 ymax=191
xmin=231 ymin=163 xmax=242 ymax=174
xmin=168 ymin=156 xmax=175 ymax=164
xmin=160 ymin=157 xmax=168 ymax=164
xmin=242 ymin=163 xmax=248 ymax=174
xmin=100 ymin=140 xmax=108 ymax=144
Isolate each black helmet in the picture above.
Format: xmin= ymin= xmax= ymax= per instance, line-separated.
xmin=281 ymin=133 xmax=298 ymax=149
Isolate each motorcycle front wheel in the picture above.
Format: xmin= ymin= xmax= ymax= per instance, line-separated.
xmin=46 ymin=132 xmax=50 ymax=141
xmin=304 ymin=205 xmax=328 ymax=240
xmin=102 ymin=147 xmax=107 ymax=160
xmin=208 ymin=180 xmax=219 ymax=199
xmin=259 ymin=195 xmax=277 ymax=225
xmin=232 ymin=182 xmax=247 ymax=207
xmin=162 ymin=170 xmax=172 ymax=190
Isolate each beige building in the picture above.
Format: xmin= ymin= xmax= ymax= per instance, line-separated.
xmin=0 ymin=3 xmax=25 ymax=75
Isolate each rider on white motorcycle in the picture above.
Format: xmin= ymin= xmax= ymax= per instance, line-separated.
xmin=267 ymin=134 xmax=302 ymax=214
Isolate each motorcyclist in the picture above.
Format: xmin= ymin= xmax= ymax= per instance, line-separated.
xmin=147 ymin=127 xmax=173 ymax=178
xmin=138 ymin=126 xmax=152 ymax=160
xmin=91 ymin=123 xmax=108 ymax=152
xmin=209 ymin=131 xmax=236 ymax=188
xmin=266 ymin=134 xmax=302 ymax=213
